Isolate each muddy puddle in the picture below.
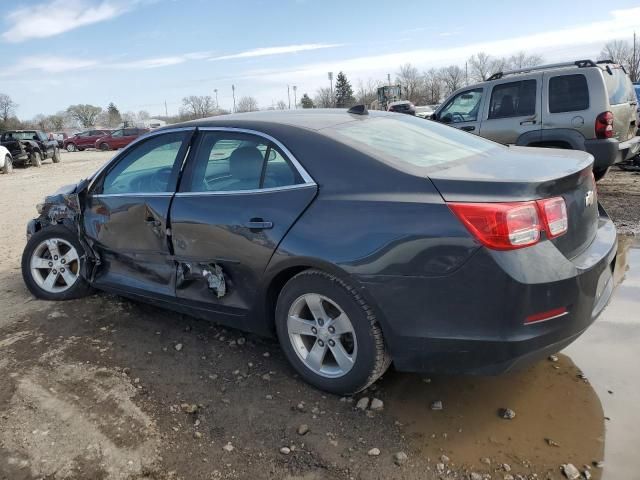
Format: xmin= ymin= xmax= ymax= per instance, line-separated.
xmin=384 ymin=235 xmax=640 ymax=479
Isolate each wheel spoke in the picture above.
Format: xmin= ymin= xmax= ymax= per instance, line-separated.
xmin=330 ymin=342 xmax=354 ymax=372
xmin=60 ymin=269 xmax=77 ymax=287
xmin=61 ymin=249 xmax=79 ymax=265
xmin=46 ymin=239 xmax=61 ymax=260
xmin=306 ymin=340 xmax=327 ymax=371
xmin=305 ymin=294 xmax=327 ymax=322
xmin=43 ymin=271 xmax=58 ymax=290
xmin=329 ymin=313 xmax=353 ymax=335
xmin=31 ymin=257 xmax=51 ymax=269
xmin=288 ymin=316 xmax=316 ymax=336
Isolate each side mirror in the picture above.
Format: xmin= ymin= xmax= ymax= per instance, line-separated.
xmin=430 ymin=113 xmax=438 ymax=121
xmin=440 ymin=114 xmax=453 ymax=124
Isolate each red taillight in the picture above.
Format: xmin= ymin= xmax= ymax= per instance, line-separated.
xmin=525 ymin=307 xmax=568 ymax=324
xmin=595 ymin=111 xmax=614 ymax=139
xmin=449 ymin=197 xmax=568 ymax=250
xmin=539 ymin=197 xmax=568 ymax=238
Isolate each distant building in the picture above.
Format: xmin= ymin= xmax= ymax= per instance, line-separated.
xmin=118 ymin=118 xmax=167 ymax=129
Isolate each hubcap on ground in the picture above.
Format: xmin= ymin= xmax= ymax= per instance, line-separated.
xmin=30 ymin=238 xmax=80 ymax=294
xmin=287 ymin=293 xmax=357 ymax=378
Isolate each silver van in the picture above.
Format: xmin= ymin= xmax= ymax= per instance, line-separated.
xmin=432 ymin=60 xmax=640 ymax=180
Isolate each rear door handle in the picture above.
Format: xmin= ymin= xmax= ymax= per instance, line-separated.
xmin=245 ymin=219 xmax=273 ymax=230
xmin=460 ymin=126 xmax=475 ymax=132
xmin=520 ymin=119 xmax=537 ymax=125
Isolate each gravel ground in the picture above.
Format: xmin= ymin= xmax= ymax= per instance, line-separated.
xmin=1 ymin=150 xmax=635 ymax=480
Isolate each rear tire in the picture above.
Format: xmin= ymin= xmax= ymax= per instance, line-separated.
xmin=593 ymin=167 xmax=609 ymax=181
xmin=31 ymin=151 xmax=42 ymax=167
xmin=275 ymin=269 xmax=391 ymax=395
xmin=52 ymin=148 xmax=61 ymax=163
xmin=21 ymin=225 xmax=92 ymax=301
xmin=2 ymin=155 xmax=12 ymax=174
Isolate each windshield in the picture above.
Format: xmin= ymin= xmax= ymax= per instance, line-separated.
xmin=603 ymin=67 xmax=636 ymax=105
xmin=1 ymin=131 xmax=38 ymax=141
xmin=634 ymin=84 xmax=640 ymax=101
xmin=325 ymin=115 xmax=500 ymax=170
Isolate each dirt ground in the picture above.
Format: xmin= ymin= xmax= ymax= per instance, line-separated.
xmin=0 ymin=151 xmax=637 ymax=480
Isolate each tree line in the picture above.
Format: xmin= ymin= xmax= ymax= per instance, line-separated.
xmin=1 ymin=39 xmax=637 ymax=130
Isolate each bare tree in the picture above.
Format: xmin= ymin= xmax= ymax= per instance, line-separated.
xmin=314 ymin=87 xmax=333 ymax=108
xmin=355 ymin=79 xmax=381 ymax=107
xmin=276 ymin=100 xmax=287 ymax=110
xmin=137 ymin=110 xmax=150 ymax=120
xmin=67 ymin=104 xmax=102 ymax=128
xmin=600 ymin=38 xmax=639 ymax=82
xmin=440 ymin=65 xmax=466 ymax=95
xmin=181 ymin=95 xmax=215 ymax=119
xmin=0 ymin=93 xmax=18 ymax=124
xmin=467 ymin=52 xmax=505 ymax=82
xmin=236 ymin=96 xmax=259 ymax=113
xmin=396 ymin=63 xmax=423 ymax=104
xmin=423 ymin=68 xmax=443 ymax=104
xmin=506 ymin=51 xmax=544 ymax=70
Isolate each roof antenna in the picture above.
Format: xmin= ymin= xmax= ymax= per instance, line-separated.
xmin=347 ymin=104 xmax=368 ymax=115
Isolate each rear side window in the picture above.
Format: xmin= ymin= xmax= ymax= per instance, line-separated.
xmin=327 ymin=115 xmax=500 ymax=170
xmin=488 ymin=80 xmax=536 ymax=119
xmin=549 ymin=74 xmax=589 ymax=113
xmin=603 ymin=68 xmax=636 ymax=105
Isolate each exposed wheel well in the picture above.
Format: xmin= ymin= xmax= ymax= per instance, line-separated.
xmin=527 ymin=141 xmax=572 ymax=150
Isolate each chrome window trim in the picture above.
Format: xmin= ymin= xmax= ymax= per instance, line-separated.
xmin=196 ymin=126 xmax=315 ymax=186
xmin=86 ymin=126 xmax=196 ymax=194
xmin=92 ymin=192 xmax=174 ymax=198
xmin=174 ymin=183 xmax=315 ymax=197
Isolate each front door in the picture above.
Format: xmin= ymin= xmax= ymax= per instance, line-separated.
xmin=169 ymin=129 xmax=317 ymax=317
xmin=478 ymin=76 xmax=542 ymax=144
xmin=82 ymin=129 xmax=192 ymax=297
xmin=435 ymin=88 xmax=485 ymax=135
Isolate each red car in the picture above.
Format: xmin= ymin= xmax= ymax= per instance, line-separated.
xmin=95 ymin=127 xmax=149 ymax=151
xmin=63 ymin=129 xmax=111 ymax=152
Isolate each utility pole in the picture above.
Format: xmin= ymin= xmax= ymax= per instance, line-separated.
xmin=287 ymin=85 xmax=291 ymax=109
xmin=164 ymin=100 xmax=168 ymax=117
xmin=465 ymin=61 xmax=468 ymax=86
xmin=633 ymin=31 xmax=638 ymax=82
xmin=328 ymin=72 xmax=333 ymax=107
xmin=231 ymin=85 xmax=236 ymax=113
xmin=293 ymin=86 xmax=297 ymax=109
xmin=214 ymin=89 xmax=219 ymax=110
xmin=387 ymin=73 xmax=391 ymax=86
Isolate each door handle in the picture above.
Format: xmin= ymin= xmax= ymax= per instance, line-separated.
xmin=145 ymin=217 xmax=161 ymax=228
xmin=460 ymin=126 xmax=476 ymax=132
xmin=520 ymin=119 xmax=537 ymax=125
xmin=244 ymin=219 xmax=273 ymax=230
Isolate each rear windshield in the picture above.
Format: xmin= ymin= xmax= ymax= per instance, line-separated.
xmin=603 ymin=67 xmax=636 ymax=105
xmin=325 ymin=115 xmax=500 ymax=170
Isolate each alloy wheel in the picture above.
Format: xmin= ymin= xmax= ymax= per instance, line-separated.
xmin=30 ymin=238 xmax=80 ymax=294
xmin=287 ymin=293 xmax=357 ymax=378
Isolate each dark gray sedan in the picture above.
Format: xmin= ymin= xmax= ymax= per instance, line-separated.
xmin=21 ymin=109 xmax=617 ymax=394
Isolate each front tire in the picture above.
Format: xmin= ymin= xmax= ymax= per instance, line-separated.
xmin=2 ymin=155 xmax=12 ymax=174
xmin=99 ymin=142 xmax=110 ymax=151
xmin=52 ymin=148 xmax=61 ymax=163
xmin=31 ymin=151 xmax=42 ymax=167
xmin=21 ymin=226 xmax=92 ymax=301
xmin=66 ymin=143 xmax=76 ymax=152
xmin=275 ymin=269 xmax=391 ymax=395
xmin=593 ymin=167 xmax=609 ymax=181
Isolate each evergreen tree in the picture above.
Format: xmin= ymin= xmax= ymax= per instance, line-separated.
xmin=334 ymin=71 xmax=355 ymax=108
xmin=300 ymin=93 xmax=314 ymax=109
xmin=107 ymin=102 xmax=122 ymax=127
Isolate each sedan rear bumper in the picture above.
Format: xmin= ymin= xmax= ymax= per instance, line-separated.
xmin=357 ymin=207 xmax=618 ymax=374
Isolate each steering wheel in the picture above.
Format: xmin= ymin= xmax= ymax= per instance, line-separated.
xmin=452 ymin=113 xmax=466 ymax=123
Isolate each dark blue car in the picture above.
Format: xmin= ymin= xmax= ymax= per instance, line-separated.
xmin=21 ymin=109 xmax=617 ymax=394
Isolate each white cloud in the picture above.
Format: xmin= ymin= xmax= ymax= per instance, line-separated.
xmin=2 ymin=0 xmax=134 ymax=42
xmin=209 ymin=43 xmax=343 ymax=61
xmin=1 ymin=56 xmax=98 ymax=75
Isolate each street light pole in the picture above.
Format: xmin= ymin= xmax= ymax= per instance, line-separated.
xmin=293 ymin=86 xmax=297 ymax=109
xmin=287 ymin=85 xmax=291 ymax=109
xmin=328 ymin=72 xmax=333 ymax=107
xmin=214 ymin=89 xmax=219 ymax=110
xmin=231 ymin=85 xmax=236 ymax=113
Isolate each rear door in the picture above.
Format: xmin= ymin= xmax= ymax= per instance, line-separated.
xmin=83 ymin=129 xmax=192 ymax=297
xmin=542 ymin=71 xmax=592 ymax=139
xmin=435 ymin=87 xmax=485 ymax=134
xmin=478 ymin=76 xmax=541 ymax=144
xmin=170 ymin=128 xmax=317 ymax=316
xmin=602 ymin=66 xmax=638 ymax=141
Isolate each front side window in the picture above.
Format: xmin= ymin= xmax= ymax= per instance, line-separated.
xmin=182 ymin=131 xmax=302 ymax=193
xmin=549 ymin=74 xmax=589 ymax=113
xmin=488 ymin=80 xmax=537 ymax=119
xmin=439 ymin=89 xmax=483 ymax=123
xmin=111 ymin=129 xmax=124 ymax=138
xmin=100 ymin=132 xmax=187 ymax=195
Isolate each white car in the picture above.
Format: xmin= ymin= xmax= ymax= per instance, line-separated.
xmin=0 ymin=145 xmax=13 ymax=174
xmin=415 ymin=105 xmax=435 ymax=119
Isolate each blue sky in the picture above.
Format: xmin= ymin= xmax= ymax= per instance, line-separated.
xmin=1 ymin=0 xmax=639 ymax=119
